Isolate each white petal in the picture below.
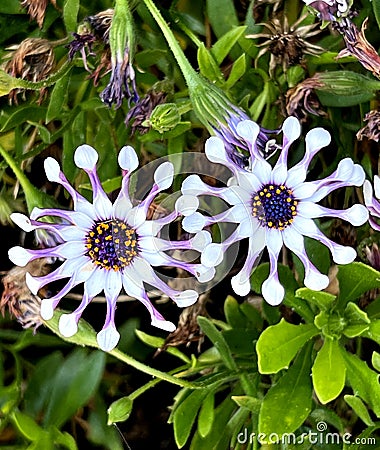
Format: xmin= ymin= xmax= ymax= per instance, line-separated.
xmin=190 ymin=230 xmax=212 ymax=252
xmin=174 ymin=290 xmax=198 ymax=307
xmin=44 ymin=158 xmax=61 ymax=182
xmin=26 ymin=272 xmax=42 ymax=295
xmin=292 ymin=182 xmax=318 ymax=199
xmin=195 ymin=265 xmax=216 ymax=283
xmin=181 ymin=174 xmax=204 ymax=196
xmin=201 ymin=243 xmax=224 ymax=267
xmin=231 ymin=272 xmax=251 ymax=296
xmin=118 ymin=146 xmax=139 ymax=172
xmin=8 ymin=246 xmax=32 ymax=267
xmin=40 ymin=298 xmax=55 ymax=320
xmin=175 ymin=195 xmax=199 ymax=216
xmin=374 ymin=175 xmax=380 ymax=199
xmin=125 ymin=206 xmax=147 ymax=228
xmin=151 ymin=317 xmax=176 ymax=332
xmin=59 ymin=314 xmax=78 ymax=337
xmin=182 ymin=212 xmax=206 ymax=233
xmin=97 ymin=327 xmax=120 ymax=351
xmin=154 ymin=162 xmax=174 ymax=190
xmin=236 ymin=120 xmax=260 ymax=143
xmin=342 ymin=204 xmax=369 ymax=226
xmin=262 ymin=277 xmax=285 ymax=305
xmin=332 ymin=246 xmax=356 ymax=264
xmin=363 ymin=179 xmax=373 ymax=206
xmin=350 ymin=164 xmax=365 ymax=186
xmin=305 ymin=127 xmax=331 ymax=151
xmin=10 ymin=213 xmax=35 ymax=232
xmin=205 ymin=136 xmax=229 ymax=165
xmin=74 ymin=144 xmax=98 ymax=170
xmin=304 ymin=272 xmax=329 ymax=291
xmin=283 ymin=116 xmax=301 ymax=142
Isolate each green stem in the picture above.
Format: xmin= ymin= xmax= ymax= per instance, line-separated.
xmin=142 ymin=0 xmax=199 ymax=90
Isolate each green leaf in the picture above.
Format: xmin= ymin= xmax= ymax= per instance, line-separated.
xmin=211 ymin=26 xmax=247 ymax=64
xmin=257 ymin=319 xmax=319 ymax=374
xmin=312 ymin=338 xmax=346 ymax=404
xmin=342 ymin=350 xmax=380 ymax=417
xmin=197 ymin=391 xmax=214 ymax=438
xmin=232 ymin=395 xmax=261 ymax=413
xmin=173 ymin=389 xmax=211 ymax=448
xmin=28 ymin=122 xmax=51 ymax=144
xmin=363 ymin=320 xmax=380 ymax=345
xmin=43 ymin=349 xmax=106 ymax=428
xmin=11 ymin=410 xmax=44 ymax=442
xmin=372 ymin=351 xmax=380 ymax=372
xmin=135 ymin=329 xmax=191 ymax=363
xmin=224 ymin=295 xmax=247 ymax=329
xmin=197 ymin=316 xmax=238 ymax=371
xmin=0 ymin=106 xmax=47 ymax=132
xmin=372 ymin=0 xmax=380 ymax=34
xmin=296 ymin=288 xmax=336 ymax=311
xmin=344 ymin=395 xmax=375 ymax=426
xmin=107 ymin=397 xmax=133 ymax=424
xmin=46 ymin=73 xmax=71 ymax=123
xmin=259 ymin=344 xmax=313 ymax=438
xmin=206 ymin=0 xmax=239 ymax=38
xmin=197 ymin=43 xmax=224 ymax=84
xmin=63 ymin=0 xmax=79 ymax=32
xmin=336 ymin=263 xmax=380 ymax=310
xmin=343 ymin=302 xmax=370 ymax=338
xmin=225 ymin=54 xmax=246 ymax=89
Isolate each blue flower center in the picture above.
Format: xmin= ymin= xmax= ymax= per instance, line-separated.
xmin=85 ymin=220 xmax=138 ymax=270
xmin=252 ymin=183 xmax=298 ymax=230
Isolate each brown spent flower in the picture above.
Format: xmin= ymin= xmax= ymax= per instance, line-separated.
xmin=21 ymin=0 xmax=58 ymax=28
xmin=357 ymin=110 xmax=380 ymax=142
xmin=3 ymin=37 xmax=55 ymax=103
xmin=246 ymin=14 xmax=324 ymax=75
xmin=336 ymin=18 xmax=380 ymax=79
xmin=286 ymin=75 xmax=327 ymax=121
xmin=1 ymin=259 xmax=51 ymax=330
xmin=125 ymin=91 xmax=167 ymax=135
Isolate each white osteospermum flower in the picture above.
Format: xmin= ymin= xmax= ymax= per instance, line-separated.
xmin=363 ymin=175 xmax=380 ymax=231
xmin=8 ymin=145 xmax=214 ymax=352
xmin=178 ymin=117 xmax=368 ymax=306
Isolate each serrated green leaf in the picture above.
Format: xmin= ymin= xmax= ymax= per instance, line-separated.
xmin=197 ymin=391 xmax=214 ymax=438
xmin=63 ymin=0 xmax=79 ymax=32
xmin=259 ymin=344 xmax=313 ymax=438
xmin=336 ymin=263 xmax=380 ymax=310
xmin=257 ymin=319 xmax=319 ymax=374
xmin=197 ymin=43 xmax=224 ymax=84
xmin=211 ymin=26 xmax=247 ymax=64
xmin=107 ymin=397 xmax=133 ymax=424
xmin=343 ymin=302 xmax=370 ymax=338
xmin=296 ymin=288 xmax=336 ymax=311
xmin=342 ymin=350 xmax=380 ymax=417
xmin=344 ymin=395 xmax=375 ymax=426
xmin=312 ymin=338 xmax=346 ymax=404
xmin=197 ymin=316 xmax=237 ymax=371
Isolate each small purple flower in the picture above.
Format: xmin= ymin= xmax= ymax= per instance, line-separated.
xmin=178 ymin=117 xmax=368 ymax=305
xmin=8 ymin=145 xmax=213 ymax=351
xmin=364 ymin=176 xmax=380 ymax=231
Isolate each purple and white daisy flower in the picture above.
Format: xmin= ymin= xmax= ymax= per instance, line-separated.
xmin=179 ymin=117 xmax=368 ymax=305
xmin=8 ymin=144 xmax=213 ymax=351
xmin=364 ymin=175 xmax=380 ymax=231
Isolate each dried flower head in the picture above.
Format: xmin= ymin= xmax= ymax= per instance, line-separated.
xmin=3 ymin=37 xmax=55 ymax=103
xmin=21 ymin=0 xmax=58 ymax=28
xmin=125 ymin=91 xmax=167 ymax=134
xmin=87 ymin=9 xmax=114 ymax=43
xmin=1 ymin=259 xmax=51 ymax=330
xmin=286 ymin=75 xmax=327 ymax=121
xmin=357 ymin=110 xmax=380 ymax=142
xmin=246 ymin=14 xmax=324 ymax=75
